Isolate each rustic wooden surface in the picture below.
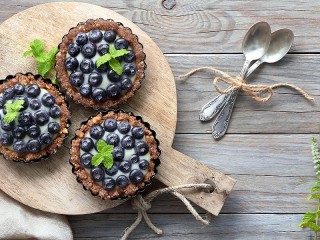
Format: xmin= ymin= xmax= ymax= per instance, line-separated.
xmin=1 ymin=0 xmax=320 ymax=239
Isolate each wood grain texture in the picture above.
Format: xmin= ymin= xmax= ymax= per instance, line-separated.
xmin=0 ymin=2 xmax=235 ymax=215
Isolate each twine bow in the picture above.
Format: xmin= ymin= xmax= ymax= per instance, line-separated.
xmin=179 ymin=67 xmax=313 ymax=102
xmin=120 ymin=183 xmax=214 ymax=240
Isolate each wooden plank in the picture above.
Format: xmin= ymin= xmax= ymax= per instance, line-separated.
xmin=167 ymin=54 xmax=320 ymax=134
xmin=0 ymin=1 xmax=320 ymax=53
xmin=68 ymin=213 xmax=311 ymax=239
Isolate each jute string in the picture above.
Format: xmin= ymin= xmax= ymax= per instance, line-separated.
xmin=179 ymin=67 xmax=313 ymax=102
xmin=120 ymin=183 xmax=214 ymax=240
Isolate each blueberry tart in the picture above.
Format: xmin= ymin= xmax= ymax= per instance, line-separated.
xmin=55 ymin=19 xmax=146 ymax=110
xmin=70 ymin=110 xmax=160 ymax=200
xmin=0 ymin=73 xmax=71 ymax=162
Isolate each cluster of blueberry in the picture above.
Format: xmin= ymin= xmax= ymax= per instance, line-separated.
xmin=0 ymin=83 xmax=61 ymax=153
xmin=65 ymin=29 xmax=137 ymax=102
xmin=79 ymin=118 xmax=150 ymax=191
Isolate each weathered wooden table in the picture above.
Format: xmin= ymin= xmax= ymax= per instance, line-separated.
xmin=1 ymin=0 xmax=320 ymax=239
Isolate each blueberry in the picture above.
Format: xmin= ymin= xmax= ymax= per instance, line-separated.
xmin=29 ymin=99 xmax=41 ymax=110
xmin=91 ymin=167 xmax=104 ymax=182
xmin=0 ymin=97 xmax=5 ymax=108
xmin=139 ymin=159 xmax=149 ymax=170
xmin=131 ymin=126 xmax=144 ymax=139
xmin=40 ymin=133 xmax=53 ymax=145
xmin=120 ymin=78 xmax=132 ymax=91
xmin=14 ymin=95 xmax=29 ymax=110
xmin=81 ymin=43 xmax=97 ymax=58
xmin=41 ymin=93 xmax=56 ymax=109
xmin=112 ymin=145 xmax=124 ymax=161
xmin=121 ymin=135 xmax=135 ymax=149
xmin=129 ymin=169 xmax=144 ymax=184
xmin=114 ymin=38 xmax=129 ymax=50
xmin=123 ymin=50 xmax=136 ymax=63
xmin=105 ymin=163 xmax=119 ymax=176
xmin=49 ymin=105 xmax=61 ymax=118
xmin=119 ymin=161 xmax=132 ymax=173
xmin=27 ymin=139 xmax=41 ymax=152
xmin=75 ymin=32 xmax=88 ymax=45
xmin=106 ymin=133 xmax=120 ymax=146
xmin=18 ymin=112 xmax=34 ymax=126
xmin=129 ymin=154 xmax=139 ymax=163
xmin=103 ymin=177 xmax=116 ymax=190
xmin=116 ymin=175 xmax=129 ymax=188
xmin=65 ymin=57 xmax=79 ymax=71
xmin=67 ymin=43 xmax=81 ymax=57
xmin=90 ymin=125 xmax=105 ymax=139
xmin=80 ymin=152 xmax=92 ymax=168
xmin=13 ymin=84 xmax=25 ymax=95
xmin=106 ymin=84 xmax=121 ymax=99
xmin=136 ymin=141 xmax=149 ymax=156
xmin=107 ymin=69 xmax=121 ymax=82
xmin=26 ymin=84 xmax=40 ymax=98
xmin=12 ymin=126 xmax=26 ymax=139
xmin=117 ymin=120 xmax=131 ymax=134
xmin=80 ymin=59 xmax=94 ymax=73
xmin=88 ymin=72 xmax=102 ymax=87
xmin=80 ymin=137 xmax=94 ymax=152
xmin=27 ymin=124 xmax=41 ymax=138
xmin=34 ymin=110 xmax=49 ymax=126
xmin=95 ymin=62 xmax=109 ymax=73
xmin=97 ymin=44 xmax=109 ymax=56
xmin=2 ymin=105 xmax=7 ymax=114
xmin=13 ymin=140 xmax=27 ymax=153
xmin=103 ymin=118 xmax=117 ymax=132
xmin=69 ymin=71 xmax=84 ymax=87
xmin=123 ymin=63 xmax=136 ymax=76
xmin=92 ymin=88 xmax=107 ymax=102
xmin=3 ymin=88 xmax=14 ymax=100
xmin=1 ymin=120 xmax=14 ymax=131
xmin=88 ymin=30 xmax=103 ymax=43
xmin=48 ymin=122 xmax=60 ymax=134
xmin=0 ymin=133 xmax=13 ymax=146
xmin=103 ymin=30 xmax=116 ymax=43
xmin=80 ymin=84 xmax=92 ymax=97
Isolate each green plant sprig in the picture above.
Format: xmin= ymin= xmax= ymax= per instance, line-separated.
xmin=23 ymin=39 xmax=59 ymax=85
xmin=92 ymin=140 xmax=114 ymax=169
xmin=3 ymin=100 xmax=25 ymax=124
xmin=300 ymin=136 xmax=320 ymax=238
xmin=96 ymin=45 xmax=128 ymax=75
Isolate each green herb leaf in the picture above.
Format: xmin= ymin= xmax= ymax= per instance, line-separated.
xmin=311 ymin=186 xmax=320 ymax=192
xmin=300 ymin=222 xmax=320 ymax=231
xmin=109 ymin=58 xmax=122 ymax=75
xmin=307 ymin=194 xmax=320 ymax=201
xmin=3 ymin=100 xmax=25 ymax=124
xmin=300 ymin=212 xmax=317 ymax=225
xmin=38 ymin=61 xmax=52 ymax=77
xmin=110 ymin=47 xmax=129 ymax=58
xmin=92 ymin=140 xmax=114 ymax=170
xmin=51 ymin=78 xmax=60 ymax=86
xmin=96 ymin=53 xmax=112 ymax=68
xmin=23 ymin=49 xmax=33 ymax=57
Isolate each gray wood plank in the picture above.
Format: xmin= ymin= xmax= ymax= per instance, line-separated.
xmin=1 ymin=1 xmax=320 ymax=53
xmin=167 ymin=54 xmax=320 ymax=134
xmin=68 ymin=213 xmax=311 ymax=239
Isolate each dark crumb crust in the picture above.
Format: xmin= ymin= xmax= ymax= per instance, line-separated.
xmin=55 ymin=18 xmax=147 ymax=110
xmin=70 ymin=110 xmax=160 ymax=200
xmin=0 ymin=73 xmax=71 ymax=163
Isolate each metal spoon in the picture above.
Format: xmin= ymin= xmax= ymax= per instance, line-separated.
xmin=211 ymin=28 xmax=294 ymax=139
xmin=199 ymin=22 xmax=271 ymax=121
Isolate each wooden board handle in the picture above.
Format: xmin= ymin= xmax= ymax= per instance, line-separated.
xmin=156 ymin=147 xmax=236 ymax=216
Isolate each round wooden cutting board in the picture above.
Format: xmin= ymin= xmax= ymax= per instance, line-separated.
xmin=0 ymin=2 xmax=235 ymax=215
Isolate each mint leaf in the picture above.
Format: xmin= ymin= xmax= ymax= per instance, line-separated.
xmin=30 ymin=39 xmax=46 ymax=62
xmin=92 ymin=153 xmax=104 ymax=166
xmin=311 ymin=186 xmax=320 ymax=192
xmin=110 ymin=48 xmax=129 ymax=58
xmin=109 ymin=45 xmax=117 ymax=56
xmin=97 ymin=140 xmax=107 ymax=152
xmin=23 ymin=49 xmax=33 ymax=57
xmin=109 ymin=58 xmax=122 ymax=75
xmin=96 ymin=53 xmax=112 ymax=68
xmin=51 ymin=78 xmax=60 ymax=86
xmin=103 ymin=153 xmax=113 ymax=169
xmin=4 ymin=100 xmax=24 ymax=124
xmin=300 ymin=222 xmax=320 ymax=231
xmin=92 ymin=140 xmax=114 ymax=169
xmin=300 ymin=212 xmax=317 ymax=225
xmin=38 ymin=61 xmax=52 ymax=76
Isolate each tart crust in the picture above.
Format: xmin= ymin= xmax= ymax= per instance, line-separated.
xmin=0 ymin=73 xmax=71 ymax=163
xmin=70 ymin=110 xmax=160 ymax=200
xmin=55 ymin=18 xmax=146 ymax=110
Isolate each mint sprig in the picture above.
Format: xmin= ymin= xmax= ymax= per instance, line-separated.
xmin=23 ymin=39 xmax=58 ymax=84
xmin=4 ymin=100 xmax=25 ymax=124
xmin=96 ymin=45 xmax=129 ymax=75
xmin=92 ymin=140 xmax=114 ymax=169
xmin=300 ymin=137 xmax=320 ymax=236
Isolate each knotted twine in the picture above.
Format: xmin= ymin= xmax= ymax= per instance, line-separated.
xmin=179 ymin=67 xmax=313 ymax=102
xmin=120 ymin=183 xmax=214 ymax=240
